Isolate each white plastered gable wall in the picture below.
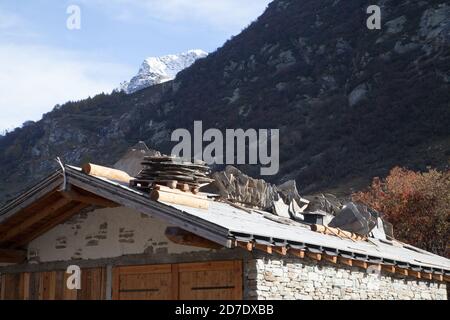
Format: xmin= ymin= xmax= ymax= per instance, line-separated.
xmin=28 ymin=206 xmax=209 ymax=263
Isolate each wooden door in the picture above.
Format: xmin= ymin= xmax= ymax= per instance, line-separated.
xmin=112 ymin=264 xmax=176 ymax=300
xmin=179 ymin=261 xmax=242 ymax=300
xmin=112 ymin=260 xmax=243 ymax=300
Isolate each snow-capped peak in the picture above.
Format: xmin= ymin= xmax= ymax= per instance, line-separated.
xmin=119 ymin=49 xmax=208 ymax=94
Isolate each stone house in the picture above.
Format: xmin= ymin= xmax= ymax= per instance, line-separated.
xmin=0 ymin=164 xmax=448 ymax=300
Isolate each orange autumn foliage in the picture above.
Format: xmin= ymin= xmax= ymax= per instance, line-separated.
xmin=353 ymin=167 xmax=450 ymax=257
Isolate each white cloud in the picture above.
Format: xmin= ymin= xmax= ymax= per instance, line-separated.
xmin=0 ymin=44 xmax=133 ymax=132
xmin=83 ymin=0 xmax=271 ymax=31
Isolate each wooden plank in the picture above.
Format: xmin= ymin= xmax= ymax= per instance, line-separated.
xmin=178 ymin=261 xmax=236 ymax=272
xmin=12 ymin=202 xmax=89 ymax=248
xmin=409 ymin=270 xmax=421 ymax=279
xmin=112 ymin=267 xmax=120 ymax=300
xmin=254 ymin=244 xmax=273 ymax=254
xmin=82 ymin=163 xmax=131 ymax=184
xmin=306 ymin=252 xmax=322 ymax=261
xmin=323 ymin=255 xmax=338 ymax=264
xmin=338 ymin=257 xmax=353 ymax=267
xmin=171 ymin=264 xmax=179 ymax=300
xmin=0 ymin=197 xmax=70 ymax=244
xmin=117 ymin=267 xmax=172 ymax=300
xmin=78 ymin=268 xmax=106 ymax=300
xmin=61 ymin=190 xmax=118 ymax=208
xmin=179 ymin=261 xmax=239 ymax=300
xmin=28 ymin=272 xmax=40 ymax=300
xmin=237 ymin=241 xmax=253 ymax=252
xmin=233 ymin=261 xmax=243 ymax=300
xmin=62 ymin=271 xmax=77 ymax=300
xmin=165 ymin=227 xmax=222 ymax=249
xmin=352 ymin=260 xmax=368 ymax=269
xmin=382 ymin=265 xmax=395 ymax=273
xmin=273 ymin=246 xmax=287 ymax=256
xmin=290 ymin=249 xmax=305 ymax=259
xmin=432 ymin=274 xmax=444 ymax=282
xmin=0 ymin=249 xmax=27 ymax=264
xmin=421 ymin=272 xmax=433 ymax=280
xmin=396 ymin=268 xmax=409 ymax=277
xmin=150 ymin=190 xmax=209 ymax=209
xmin=22 ymin=272 xmax=30 ymax=300
xmin=115 ymin=264 xmax=172 ymax=275
xmin=0 ymin=274 xmax=5 ymax=300
xmin=54 ymin=271 xmax=64 ymax=300
xmin=2 ymin=273 xmax=21 ymax=299
xmin=41 ymin=271 xmax=56 ymax=300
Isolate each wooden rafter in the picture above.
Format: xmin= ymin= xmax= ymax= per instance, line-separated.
xmin=164 ymin=227 xmax=222 ymax=250
xmin=382 ymin=265 xmax=396 ymax=273
xmin=60 ymin=189 xmax=118 ymax=208
xmin=323 ymin=255 xmax=338 ymax=264
xmin=0 ymin=248 xmax=27 ymax=264
xmin=254 ymin=244 xmax=273 ymax=254
xmin=237 ymin=241 xmax=253 ymax=252
xmin=273 ymin=246 xmax=287 ymax=256
xmin=290 ymin=249 xmax=305 ymax=259
xmin=0 ymin=197 xmax=70 ymax=244
xmin=396 ymin=268 xmax=409 ymax=276
xmin=353 ymin=260 xmax=368 ymax=269
xmin=338 ymin=257 xmax=353 ymax=267
xmin=306 ymin=252 xmax=322 ymax=261
xmin=11 ymin=202 xmax=89 ymax=248
xmin=432 ymin=274 xmax=444 ymax=282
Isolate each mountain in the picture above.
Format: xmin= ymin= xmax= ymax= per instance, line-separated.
xmin=119 ymin=49 xmax=208 ymax=94
xmin=1 ymin=0 xmax=449 ymax=205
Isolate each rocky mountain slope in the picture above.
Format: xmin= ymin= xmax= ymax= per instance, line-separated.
xmin=1 ymin=0 xmax=449 ymax=204
xmin=119 ymin=49 xmax=208 ymax=94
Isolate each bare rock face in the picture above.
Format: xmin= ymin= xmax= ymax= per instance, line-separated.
xmin=1 ymin=0 xmax=449 ymax=204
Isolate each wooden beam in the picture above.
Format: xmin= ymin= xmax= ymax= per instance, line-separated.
xmin=0 ymin=248 xmax=27 ymax=264
xmin=164 ymin=227 xmax=222 ymax=249
xmin=421 ymin=272 xmax=433 ymax=281
xmin=382 ymin=265 xmax=396 ymax=273
xmin=254 ymin=244 xmax=273 ymax=254
xmin=82 ymin=163 xmax=131 ymax=184
xmin=338 ymin=257 xmax=353 ymax=267
xmin=306 ymin=252 xmax=322 ymax=261
xmin=290 ymin=249 xmax=305 ymax=259
xmin=0 ymin=197 xmax=70 ymax=244
xmin=369 ymin=264 xmax=382 ymax=272
xmin=323 ymin=255 xmax=338 ymax=264
xmin=237 ymin=241 xmax=253 ymax=252
xmin=12 ymin=202 xmax=89 ymax=248
xmin=396 ymin=268 xmax=409 ymax=277
xmin=61 ymin=190 xmax=118 ymax=208
xmin=432 ymin=274 xmax=443 ymax=282
xmin=352 ymin=260 xmax=368 ymax=269
xmin=409 ymin=270 xmax=421 ymax=279
xmin=273 ymin=246 xmax=287 ymax=256
xmin=444 ymin=275 xmax=450 ymax=283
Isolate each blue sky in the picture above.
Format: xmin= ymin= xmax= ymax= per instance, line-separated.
xmin=0 ymin=0 xmax=271 ymax=132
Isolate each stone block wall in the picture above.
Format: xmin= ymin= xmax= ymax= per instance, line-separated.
xmin=244 ymin=257 xmax=447 ymax=300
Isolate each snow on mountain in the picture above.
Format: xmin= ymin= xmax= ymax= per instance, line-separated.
xmin=119 ymin=49 xmax=208 ymax=94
